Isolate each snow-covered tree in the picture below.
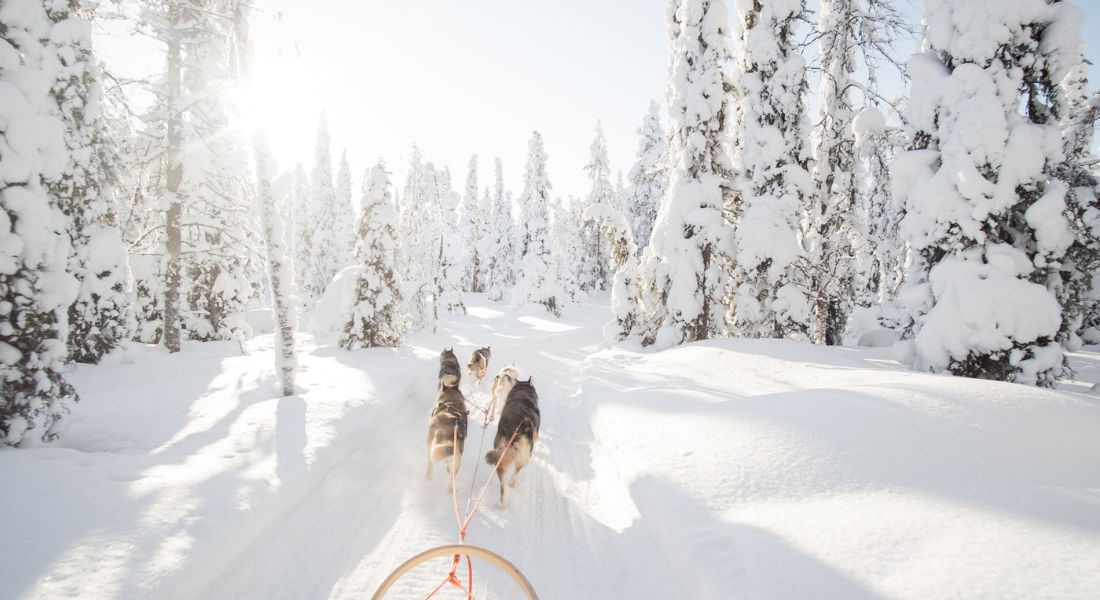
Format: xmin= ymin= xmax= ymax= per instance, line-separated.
xmin=552 ymin=197 xmax=584 ymax=303
xmin=580 ymin=122 xmax=615 ymax=293
xmin=585 ymin=204 xmax=641 ymax=341
xmin=460 ymin=155 xmax=483 ymax=292
xmin=624 ymin=100 xmax=667 ymax=252
xmin=1 ymin=0 xmax=80 ymax=445
xmin=334 ymin=150 xmax=355 ymax=268
xmin=513 ymin=131 xmax=561 ymax=316
xmin=727 ymin=0 xmax=813 ymax=341
xmin=41 ymin=1 xmax=134 ymax=362
xmin=894 ymin=0 xmax=1090 ymax=386
xmin=852 ymin=107 xmax=906 ymax=307
xmin=806 ymin=0 xmax=909 ymax=345
xmin=290 ymin=162 xmax=313 ymax=303
xmin=341 ymin=162 xmax=406 ymax=348
xmin=438 ymin=190 xmax=467 ymax=315
xmin=306 ymin=113 xmax=340 ymax=299
xmin=252 ymin=136 xmax=297 ymax=396
xmin=484 ymin=159 xmax=515 ymax=302
xmin=639 ymin=0 xmax=734 ymax=347
xmin=399 ymin=150 xmax=444 ymax=327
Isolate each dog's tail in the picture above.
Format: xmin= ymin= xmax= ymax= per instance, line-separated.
xmin=485 ymin=446 xmax=508 ymax=466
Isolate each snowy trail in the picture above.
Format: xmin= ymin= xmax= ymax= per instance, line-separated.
xmin=203 ymin=298 xmax=682 ymax=599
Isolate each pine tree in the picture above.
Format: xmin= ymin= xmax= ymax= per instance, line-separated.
xmin=513 ymin=131 xmax=561 ymax=316
xmin=625 ymin=100 xmax=667 ymax=252
xmin=895 ymin=0 xmax=1085 ymax=386
xmin=852 ymin=107 xmax=906 ymax=308
xmin=1 ymin=0 xmax=80 ymax=445
xmin=806 ymin=0 xmax=909 ymax=345
xmin=342 ymin=162 xmax=406 ymax=348
xmin=41 ymin=0 xmax=134 ymax=362
xmin=290 ymin=163 xmax=313 ymax=303
xmin=399 ymin=151 xmax=443 ymax=327
xmin=307 ymin=113 xmax=340 ymax=298
xmin=439 ymin=191 xmax=467 ymax=315
xmin=334 ymin=150 xmax=356 ymax=269
xmin=581 ymin=122 xmax=615 ymax=293
xmin=484 ymin=158 xmax=515 ymax=302
xmin=552 ymin=197 xmax=584 ymax=303
xmin=461 ymin=155 xmax=483 ymax=292
xmin=252 ymin=136 xmax=297 ymax=395
xmin=727 ymin=0 xmax=813 ymax=341
xmin=639 ymin=0 xmax=734 ymax=347
xmin=585 ymin=203 xmax=641 ymax=340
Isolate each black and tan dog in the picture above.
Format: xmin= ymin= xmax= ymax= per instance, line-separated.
xmin=485 ymin=377 xmax=540 ymax=508
xmin=439 ymin=348 xmax=461 ymax=388
xmin=426 ymin=383 xmax=468 ymax=491
xmin=467 ymin=347 xmax=491 ymax=383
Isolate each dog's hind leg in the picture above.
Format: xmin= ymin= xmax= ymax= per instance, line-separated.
xmin=496 ymin=465 xmax=507 ymax=508
xmin=446 ymin=449 xmax=462 ymax=492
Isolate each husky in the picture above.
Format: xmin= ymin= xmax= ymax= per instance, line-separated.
xmin=487 ymin=365 xmax=519 ymax=422
xmin=426 ymin=383 xmax=468 ymax=491
xmin=467 ymin=347 xmax=491 ymax=382
xmin=485 ymin=377 xmax=540 ymax=508
xmin=439 ymin=348 xmax=461 ymax=388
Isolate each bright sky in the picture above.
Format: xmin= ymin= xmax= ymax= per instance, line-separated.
xmin=95 ymin=1 xmax=1100 ymax=202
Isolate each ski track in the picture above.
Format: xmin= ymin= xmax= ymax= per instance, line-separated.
xmin=202 ymin=300 xmax=678 ymax=599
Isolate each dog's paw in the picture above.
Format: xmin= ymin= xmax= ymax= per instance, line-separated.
xmin=508 ymin=479 xmax=520 ymax=488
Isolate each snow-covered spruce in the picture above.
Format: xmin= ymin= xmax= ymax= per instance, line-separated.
xmin=306 ymin=114 xmax=342 ymax=300
xmin=727 ymin=0 xmax=813 ymax=341
xmin=624 ymin=100 xmax=667 ymax=253
xmin=584 ymin=203 xmax=641 ymax=341
xmin=580 ymin=122 xmax=615 ymax=293
xmin=460 ymin=155 xmax=483 ymax=292
xmin=438 ymin=190 xmax=466 ymax=316
xmin=552 ymin=196 xmax=584 ymax=304
xmin=334 ymin=150 xmax=356 ymax=270
xmin=512 ymin=131 xmax=562 ymax=317
xmin=252 ymin=136 xmax=297 ymax=396
xmin=398 ymin=148 xmax=443 ymax=326
xmin=895 ymin=0 xmax=1088 ymax=386
xmin=852 ymin=107 xmax=906 ymax=308
xmin=483 ymin=158 xmax=515 ymax=302
xmin=42 ymin=1 xmax=134 ymax=363
xmin=640 ymin=0 xmax=734 ymax=348
xmin=290 ymin=162 xmax=314 ymax=304
xmin=1 ymin=0 xmax=80 ymax=445
xmin=341 ymin=162 xmax=406 ymax=348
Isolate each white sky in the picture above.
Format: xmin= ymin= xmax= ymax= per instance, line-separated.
xmin=94 ymin=0 xmax=1100 ymax=202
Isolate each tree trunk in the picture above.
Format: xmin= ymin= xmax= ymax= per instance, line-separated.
xmin=163 ymin=14 xmax=183 ymax=353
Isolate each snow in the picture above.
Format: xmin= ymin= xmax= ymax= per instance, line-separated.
xmin=3 ymin=294 xmax=1100 ymax=599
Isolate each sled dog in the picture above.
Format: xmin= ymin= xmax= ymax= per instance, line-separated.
xmin=439 ymin=348 xmax=462 ymax=388
xmin=426 ymin=383 xmax=468 ymax=491
xmin=467 ymin=346 xmax=491 ymax=382
xmin=487 ymin=365 xmax=519 ymax=422
xmin=485 ymin=377 xmax=540 ymax=508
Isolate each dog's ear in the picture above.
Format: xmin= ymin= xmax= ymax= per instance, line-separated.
xmin=526 ymin=376 xmax=534 ymax=385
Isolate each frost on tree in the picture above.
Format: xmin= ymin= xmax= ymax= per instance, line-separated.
xmin=727 ymin=0 xmax=812 ymax=341
xmin=512 ymin=131 xmax=561 ymax=317
xmin=252 ymin=136 xmax=297 ymax=395
xmin=438 ymin=190 xmax=467 ymax=315
xmin=624 ymin=100 xmax=667 ymax=253
xmin=580 ymin=122 xmax=615 ymax=293
xmin=895 ymin=0 xmax=1092 ymax=386
xmin=1 ymin=0 xmax=80 ymax=445
xmin=483 ymin=158 xmax=515 ymax=302
xmin=460 ymin=155 xmax=483 ymax=292
xmin=42 ymin=1 xmax=134 ymax=363
xmin=341 ymin=162 xmax=406 ymax=348
xmin=640 ymin=0 xmax=734 ymax=348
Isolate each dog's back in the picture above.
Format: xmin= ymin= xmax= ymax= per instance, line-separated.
xmin=426 ymin=385 xmax=468 ymax=487
xmin=439 ymin=348 xmax=461 ymax=387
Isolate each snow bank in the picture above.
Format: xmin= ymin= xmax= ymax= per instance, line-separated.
xmin=0 ymin=334 xmax=429 ymax=599
xmin=582 ymin=339 xmax=1100 ymax=598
